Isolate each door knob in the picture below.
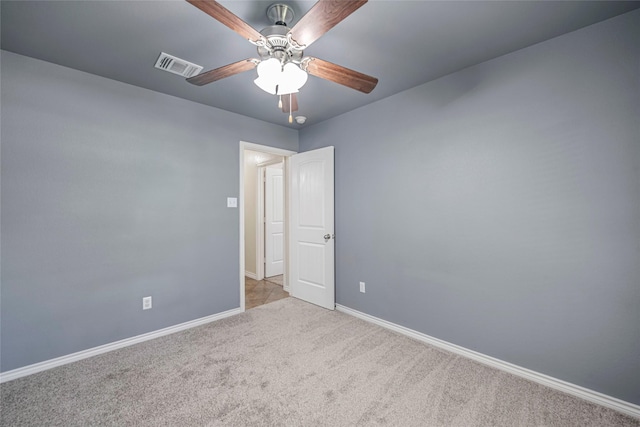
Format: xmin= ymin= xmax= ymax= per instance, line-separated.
xmin=324 ymin=234 xmax=332 ymax=241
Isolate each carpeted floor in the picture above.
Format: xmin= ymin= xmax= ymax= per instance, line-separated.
xmin=1 ymin=298 xmax=638 ymax=426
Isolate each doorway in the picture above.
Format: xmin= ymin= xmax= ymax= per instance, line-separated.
xmin=240 ymin=142 xmax=336 ymax=311
xmin=239 ymin=142 xmax=296 ymax=311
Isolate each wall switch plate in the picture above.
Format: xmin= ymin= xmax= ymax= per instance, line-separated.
xmin=143 ymin=296 xmax=152 ymax=310
xmin=359 ymin=282 xmax=366 ymax=293
xmin=227 ymin=197 xmax=237 ymax=208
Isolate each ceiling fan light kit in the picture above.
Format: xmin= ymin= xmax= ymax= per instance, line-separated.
xmin=253 ymin=4 xmax=308 ymax=96
xmin=185 ymin=0 xmax=378 ymax=123
xmin=253 ymin=58 xmax=308 ymax=95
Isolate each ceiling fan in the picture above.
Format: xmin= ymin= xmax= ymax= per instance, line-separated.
xmin=185 ymin=0 xmax=379 ymax=123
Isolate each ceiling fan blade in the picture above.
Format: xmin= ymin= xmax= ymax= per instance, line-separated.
xmin=303 ymin=57 xmax=378 ymax=94
xmin=289 ymin=0 xmax=367 ymax=48
xmin=281 ymin=93 xmax=299 ymax=113
xmin=186 ymin=0 xmax=263 ymax=43
xmin=186 ymin=59 xmax=257 ymax=86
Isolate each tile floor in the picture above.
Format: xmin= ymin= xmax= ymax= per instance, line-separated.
xmin=245 ymin=275 xmax=289 ymax=309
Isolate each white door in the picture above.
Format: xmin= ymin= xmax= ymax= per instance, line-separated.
xmin=265 ymin=165 xmax=284 ymax=277
xmin=289 ymin=146 xmax=335 ymax=310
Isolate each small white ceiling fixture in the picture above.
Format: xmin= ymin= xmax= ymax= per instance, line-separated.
xmin=295 ymin=116 xmax=307 ymax=125
xmin=154 ymin=52 xmax=203 ymax=78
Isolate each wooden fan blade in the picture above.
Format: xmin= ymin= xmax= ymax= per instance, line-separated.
xmin=290 ymin=0 xmax=367 ymax=48
xmin=186 ymin=0 xmax=263 ymax=43
xmin=186 ymin=59 xmax=257 ymax=86
xmin=281 ymin=93 xmax=299 ymax=113
xmin=304 ymin=57 xmax=378 ymax=94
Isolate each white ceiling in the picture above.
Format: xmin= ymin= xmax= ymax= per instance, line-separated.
xmin=2 ymin=1 xmax=639 ymax=128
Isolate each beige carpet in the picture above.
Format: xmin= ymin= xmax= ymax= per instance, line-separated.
xmin=1 ymin=298 xmax=638 ymax=426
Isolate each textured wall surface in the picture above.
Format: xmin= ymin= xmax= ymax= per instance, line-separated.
xmin=0 ymin=51 xmax=297 ymax=372
xmin=300 ymin=11 xmax=640 ymax=404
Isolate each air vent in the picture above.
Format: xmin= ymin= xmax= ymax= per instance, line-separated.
xmin=154 ymin=52 xmax=203 ymax=78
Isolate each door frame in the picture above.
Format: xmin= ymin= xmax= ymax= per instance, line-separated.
xmin=239 ymin=141 xmax=296 ymax=311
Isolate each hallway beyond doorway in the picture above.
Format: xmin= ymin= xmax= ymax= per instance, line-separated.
xmin=245 ymin=275 xmax=288 ymax=309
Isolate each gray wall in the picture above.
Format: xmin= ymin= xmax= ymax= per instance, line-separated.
xmin=0 ymin=51 xmax=298 ymax=372
xmin=300 ymin=10 xmax=640 ymax=404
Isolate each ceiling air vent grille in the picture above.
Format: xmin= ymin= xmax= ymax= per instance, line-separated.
xmin=154 ymin=52 xmax=203 ymax=78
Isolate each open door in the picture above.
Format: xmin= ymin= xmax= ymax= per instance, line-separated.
xmin=289 ymin=146 xmax=335 ymax=310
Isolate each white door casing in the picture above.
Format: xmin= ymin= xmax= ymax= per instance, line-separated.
xmin=289 ymin=146 xmax=335 ymax=310
xmin=239 ymin=141 xmax=295 ymax=311
xmin=265 ymin=165 xmax=284 ymax=277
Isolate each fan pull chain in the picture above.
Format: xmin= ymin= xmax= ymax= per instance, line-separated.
xmin=288 ymin=93 xmax=293 ymax=124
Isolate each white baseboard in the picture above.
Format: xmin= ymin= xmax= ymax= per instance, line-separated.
xmin=245 ymin=271 xmax=257 ymax=280
xmin=336 ymin=304 xmax=640 ymax=419
xmin=0 ymin=307 xmax=242 ymax=384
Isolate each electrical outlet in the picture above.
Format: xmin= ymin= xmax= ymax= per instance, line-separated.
xmin=142 ymin=296 xmax=152 ymax=310
xmin=359 ymin=282 xmax=366 ymax=293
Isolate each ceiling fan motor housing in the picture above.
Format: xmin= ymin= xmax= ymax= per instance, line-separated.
xmin=257 ymin=25 xmax=304 ymax=63
xmin=257 ymin=4 xmax=303 ymax=64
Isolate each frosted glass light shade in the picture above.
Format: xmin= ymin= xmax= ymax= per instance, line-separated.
xmin=254 ymin=75 xmax=277 ymax=95
xmin=278 ymin=62 xmax=308 ymax=95
xmin=254 ymin=58 xmax=281 ymax=94
xmin=257 ymin=58 xmax=281 ymax=80
xmin=254 ymin=59 xmax=308 ymax=96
